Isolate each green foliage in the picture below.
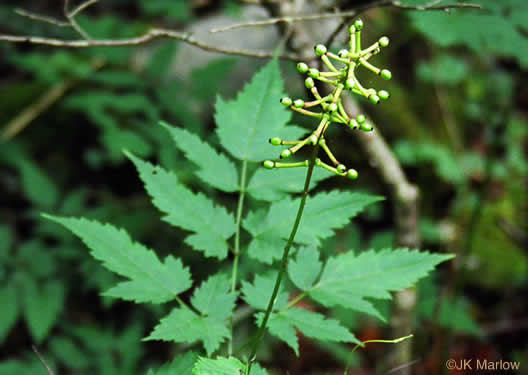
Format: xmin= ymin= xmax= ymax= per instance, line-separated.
xmin=290 ymin=248 xmax=454 ymax=321
xmin=44 ymin=215 xmax=193 ymax=304
xmin=215 ymin=59 xmax=304 ymax=162
xmin=416 ymin=276 xmax=481 ymax=336
xmin=408 ymin=0 xmax=528 ymax=67
xmin=161 ymin=123 xmax=239 ymax=193
xmin=243 ymin=192 xmax=384 ymax=263
xmin=417 ymin=54 xmax=469 ymax=85
xmin=127 ymin=152 xmax=236 ymax=259
xmin=147 ymin=352 xmax=198 ymax=375
xmin=258 ymin=308 xmax=358 ymax=356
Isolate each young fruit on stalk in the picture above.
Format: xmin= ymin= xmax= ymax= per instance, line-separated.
xmin=264 ymin=19 xmax=392 ymax=180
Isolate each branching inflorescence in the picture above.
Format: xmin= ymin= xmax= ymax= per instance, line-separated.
xmin=263 ymin=19 xmax=392 ymax=179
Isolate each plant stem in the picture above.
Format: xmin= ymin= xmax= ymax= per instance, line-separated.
xmin=245 ymin=142 xmax=321 ymax=375
xmin=229 ymin=159 xmax=248 ymax=356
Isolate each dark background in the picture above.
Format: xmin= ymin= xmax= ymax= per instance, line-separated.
xmin=0 ymin=0 xmax=526 ymax=374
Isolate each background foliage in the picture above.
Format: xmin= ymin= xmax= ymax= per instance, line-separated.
xmin=1 ymin=0 xmax=526 ymax=374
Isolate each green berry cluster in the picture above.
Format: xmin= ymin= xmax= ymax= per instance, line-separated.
xmin=263 ymin=19 xmax=392 ymax=179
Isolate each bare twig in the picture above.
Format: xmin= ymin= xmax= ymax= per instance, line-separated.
xmin=32 ymin=346 xmax=55 ymax=375
xmin=0 ymin=29 xmax=300 ymax=60
xmin=70 ymin=0 xmax=100 ymax=18
xmin=210 ymin=0 xmax=481 ymax=33
xmin=64 ymin=0 xmax=92 ymax=40
xmin=14 ymin=8 xmax=70 ymax=27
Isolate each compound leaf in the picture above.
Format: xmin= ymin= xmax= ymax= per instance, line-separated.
xmin=192 ymin=356 xmax=244 ymax=375
xmin=215 ymin=59 xmax=292 ymax=162
xmin=244 ymin=191 xmax=383 ymax=263
xmin=241 ymin=273 xmax=289 ymax=311
xmin=127 ymin=152 xmax=236 ymax=259
xmin=309 ymin=248 xmax=454 ymax=321
xmin=148 ymin=351 xmax=198 ymax=375
xmin=145 ymin=308 xmax=229 ymax=356
xmin=247 ymin=167 xmax=333 ymax=202
xmin=191 ymin=273 xmax=237 ymax=320
xmin=161 ymin=122 xmax=239 ymax=193
xmin=257 ymin=308 xmax=358 ymax=356
xmin=288 ymin=247 xmax=323 ymax=291
xmin=44 ymin=215 xmax=192 ymax=304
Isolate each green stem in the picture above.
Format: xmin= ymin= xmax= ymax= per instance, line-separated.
xmin=245 ymin=139 xmax=321 ymax=375
xmin=229 ymin=159 xmax=248 ymax=356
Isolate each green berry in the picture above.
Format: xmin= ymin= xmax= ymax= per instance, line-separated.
xmin=347 ymin=168 xmax=359 ymax=179
xmin=280 ymin=149 xmax=292 ymax=159
xmin=305 ymin=77 xmax=315 ymax=89
xmin=337 ymin=164 xmax=347 ymax=173
xmin=381 ymin=69 xmax=392 ymax=80
xmin=297 ymin=62 xmax=309 ymax=73
xmin=356 ymin=114 xmax=366 ymax=124
xmin=293 ymin=99 xmax=305 ymax=108
xmin=309 ymin=135 xmax=318 ymax=145
xmin=280 ymin=97 xmax=292 ymax=106
xmin=338 ymin=49 xmax=349 ymax=58
xmin=308 ymin=68 xmax=320 ymax=78
xmin=354 ymin=19 xmax=364 ymax=31
xmin=314 ymin=44 xmax=327 ymax=56
xmin=345 ymin=78 xmax=355 ymax=90
xmin=349 ymin=119 xmax=359 ymax=129
xmin=379 ymin=36 xmax=390 ymax=47
xmin=348 ymin=25 xmax=356 ymax=34
xmin=361 ymin=123 xmax=373 ymax=132
xmin=263 ymin=160 xmax=275 ymax=169
xmin=369 ymin=94 xmax=380 ymax=104
xmin=328 ymin=103 xmax=338 ymax=113
xmin=378 ymin=90 xmax=390 ymax=100
xmin=269 ymin=137 xmax=282 ymax=145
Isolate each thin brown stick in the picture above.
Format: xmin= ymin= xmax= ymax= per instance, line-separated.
xmin=14 ymin=8 xmax=70 ymax=27
xmin=1 ymin=59 xmax=105 ymax=141
xmin=70 ymin=0 xmax=100 ymax=18
xmin=64 ymin=0 xmax=92 ymax=40
xmin=0 ymin=29 xmax=299 ymax=60
xmin=210 ymin=1 xmax=481 ymax=33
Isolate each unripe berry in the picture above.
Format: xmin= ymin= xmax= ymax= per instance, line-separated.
xmin=347 ymin=168 xmax=359 ymax=179
xmin=379 ymin=36 xmax=390 ymax=47
xmin=381 ymin=69 xmax=392 ymax=80
xmin=305 ymin=77 xmax=315 ymax=89
xmin=361 ymin=123 xmax=373 ymax=132
xmin=308 ymin=68 xmax=320 ymax=78
xmin=369 ymin=94 xmax=380 ymax=104
xmin=348 ymin=25 xmax=356 ymax=34
xmin=297 ymin=62 xmax=309 ymax=73
xmin=328 ymin=103 xmax=338 ymax=113
xmin=309 ymin=135 xmax=318 ymax=145
xmin=280 ymin=97 xmax=292 ymax=106
xmin=349 ymin=119 xmax=359 ymax=129
xmin=356 ymin=114 xmax=366 ymax=124
xmin=378 ymin=90 xmax=390 ymax=100
xmin=345 ymin=78 xmax=355 ymax=90
xmin=269 ymin=137 xmax=282 ymax=145
xmin=280 ymin=149 xmax=292 ymax=159
xmin=263 ymin=160 xmax=275 ymax=169
xmin=337 ymin=164 xmax=347 ymax=173
xmin=338 ymin=49 xmax=349 ymax=58
xmin=354 ymin=19 xmax=364 ymax=31
xmin=314 ymin=44 xmax=327 ymax=56
xmin=293 ymin=99 xmax=305 ymax=108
